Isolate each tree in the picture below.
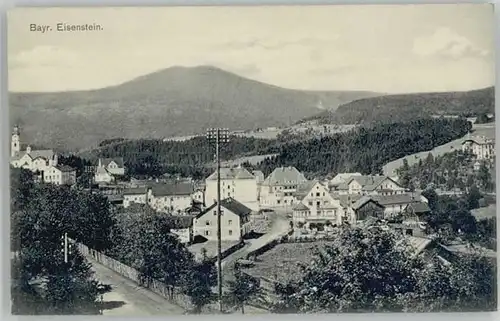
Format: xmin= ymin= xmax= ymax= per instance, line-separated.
xmin=272 ymin=227 xmax=496 ymax=313
xmin=272 ymin=228 xmax=425 ymax=313
xmin=477 ymin=163 xmax=493 ymax=192
xmin=181 ymin=260 xmax=216 ymax=314
xmin=466 ymin=185 xmax=482 ymax=210
xmin=225 ymin=269 xmax=262 ymax=314
xmin=421 ymin=188 xmax=438 ymax=210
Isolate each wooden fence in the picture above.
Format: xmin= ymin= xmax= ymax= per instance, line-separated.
xmin=76 ymin=242 xmax=195 ymax=311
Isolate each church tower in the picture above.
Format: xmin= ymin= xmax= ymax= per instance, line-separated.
xmin=11 ymin=125 xmax=20 ymax=158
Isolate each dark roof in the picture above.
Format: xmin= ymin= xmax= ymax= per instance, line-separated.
xmin=149 ymin=182 xmax=194 ymax=197
xmin=172 ymin=215 xmax=195 ymax=229
xmin=352 ymin=196 xmax=384 ymax=210
xmin=206 ymin=167 xmax=255 ymax=180
xmin=55 ymin=165 xmax=75 ymax=172
xmin=335 ymin=194 xmax=362 ymax=207
xmin=406 ymin=202 xmax=431 ymax=214
xmin=293 ymin=203 xmax=309 ymax=211
xmin=196 ymin=197 xmax=251 ymax=219
xmin=123 ymin=187 xmax=148 ymax=195
xmin=100 ymin=157 xmax=125 ymax=168
xmin=294 ymin=180 xmax=320 ymax=199
xmin=371 ymin=193 xmax=422 ymax=206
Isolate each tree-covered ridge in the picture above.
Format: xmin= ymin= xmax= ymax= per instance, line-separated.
xmin=396 ymin=150 xmax=495 ymax=192
xmin=78 ymin=135 xmax=278 ymax=178
xmin=254 ymin=118 xmax=472 ymax=178
xmin=303 ymin=87 xmax=494 ymax=125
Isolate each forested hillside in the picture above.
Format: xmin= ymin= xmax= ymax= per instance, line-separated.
xmin=253 ymin=118 xmax=472 ymax=178
xmin=304 ymin=87 xmax=494 ymax=125
xmin=75 ymin=118 xmax=472 ymax=180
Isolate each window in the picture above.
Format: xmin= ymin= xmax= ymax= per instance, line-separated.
xmin=205 ymin=220 xmax=210 ymax=226
xmin=277 ymin=200 xmax=281 ymax=204
xmin=204 ymin=230 xmax=210 ymax=236
xmin=308 ymin=201 xmax=313 ymax=206
xmin=228 ymin=220 xmax=233 ymax=225
xmin=316 ymin=201 xmax=321 ymax=207
xmin=316 ymin=193 xmax=320 ymax=197
xmin=229 ymin=230 xmax=233 ymax=236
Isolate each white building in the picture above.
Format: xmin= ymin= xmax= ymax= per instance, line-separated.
xmin=123 ymin=187 xmax=148 ymax=208
xmin=259 ymin=166 xmax=308 ymax=209
xmin=333 ymin=175 xmax=406 ymax=196
xmin=293 ymin=181 xmax=346 ymax=228
xmin=43 ymin=165 xmax=77 ymax=186
xmin=329 ymin=172 xmax=362 ymax=186
xmin=94 ymin=157 xmax=126 ymax=183
xmin=193 ymin=198 xmax=251 ymax=241
xmin=147 ymin=181 xmax=195 ymax=214
xmin=10 ymin=126 xmax=58 ymax=173
xmin=171 ymin=216 xmax=195 ymax=244
xmin=462 ymin=135 xmax=495 ymax=160
xmin=205 ymin=166 xmax=259 ymax=212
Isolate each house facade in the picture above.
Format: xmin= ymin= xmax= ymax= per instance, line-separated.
xmin=10 ymin=127 xmax=58 ymax=173
xmin=334 ymin=175 xmax=406 ymax=196
xmin=171 ymin=216 xmax=195 ymax=244
xmin=292 ymin=181 xmax=345 ymax=228
xmin=259 ymin=166 xmax=308 ymax=209
xmin=123 ymin=187 xmax=148 ymax=208
xmin=351 ymin=196 xmax=386 ymax=222
xmin=193 ymin=198 xmax=251 ymax=241
xmin=98 ymin=158 xmax=126 ymax=176
xmin=94 ymin=157 xmax=126 ymax=183
xmin=371 ymin=192 xmax=428 ymax=218
xmin=205 ymin=166 xmax=259 ymax=212
xmin=462 ymin=135 xmax=495 ymax=160
xmin=43 ymin=165 xmax=77 ymax=185
xmin=147 ymin=182 xmax=195 ymax=213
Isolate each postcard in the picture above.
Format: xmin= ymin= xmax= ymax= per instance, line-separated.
xmin=8 ymin=5 xmax=496 ymax=315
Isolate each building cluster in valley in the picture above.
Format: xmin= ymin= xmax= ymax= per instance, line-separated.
xmin=10 ymin=125 xmax=496 ymax=260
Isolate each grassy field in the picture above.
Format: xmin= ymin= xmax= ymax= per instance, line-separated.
xmin=243 ymin=241 xmax=335 ymax=283
xmin=383 ymin=122 xmax=495 ymax=177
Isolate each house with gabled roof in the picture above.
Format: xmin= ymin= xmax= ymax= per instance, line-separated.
xmin=147 ymin=181 xmax=195 ymax=214
xmin=193 ymin=197 xmax=252 ymax=241
xmin=123 ymin=187 xmax=148 ymax=208
xmin=329 ymin=172 xmax=362 ymax=187
xmin=170 ymin=215 xmax=196 ymax=244
xmin=43 ymin=164 xmax=77 ymax=186
xmin=98 ymin=157 xmax=125 ymax=175
xmin=10 ymin=126 xmax=58 ymax=173
xmin=462 ymin=134 xmax=495 ymax=160
xmin=94 ymin=157 xmax=126 ymax=184
xmin=292 ymin=180 xmax=346 ymax=229
xmin=260 ymin=166 xmax=308 ymax=209
xmin=205 ymin=166 xmax=259 ymax=212
xmin=334 ymin=175 xmax=406 ymax=196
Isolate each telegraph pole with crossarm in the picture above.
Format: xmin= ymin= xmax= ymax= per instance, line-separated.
xmin=206 ymin=128 xmax=229 ymax=313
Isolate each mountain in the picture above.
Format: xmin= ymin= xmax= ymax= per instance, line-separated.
xmin=9 ymin=66 xmax=378 ymax=151
xmin=303 ymin=87 xmax=495 ymax=125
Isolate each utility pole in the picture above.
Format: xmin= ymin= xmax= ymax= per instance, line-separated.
xmin=206 ymin=128 xmax=229 ymax=313
xmin=61 ymin=232 xmax=69 ymax=263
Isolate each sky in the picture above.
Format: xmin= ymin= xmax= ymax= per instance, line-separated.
xmin=8 ymin=4 xmax=495 ymax=93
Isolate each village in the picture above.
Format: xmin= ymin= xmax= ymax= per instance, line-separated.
xmin=9 ymin=119 xmax=497 ymax=312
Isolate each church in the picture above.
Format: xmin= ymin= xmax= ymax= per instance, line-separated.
xmin=10 ymin=125 xmax=59 ymax=173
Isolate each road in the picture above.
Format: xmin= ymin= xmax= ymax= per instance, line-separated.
xmin=89 ymin=259 xmax=185 ymax=316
